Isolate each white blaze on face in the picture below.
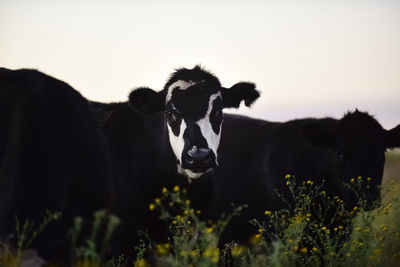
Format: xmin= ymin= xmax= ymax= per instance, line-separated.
xmin=165 ymin=80 xmax=195 ymax=166
xmin=166 ymin=80 xmax=196 ymax=104
xmin=167 ymin=117 xmax=187 ymax=164
xmin=195 ymin=92 xmax=222 ymax=163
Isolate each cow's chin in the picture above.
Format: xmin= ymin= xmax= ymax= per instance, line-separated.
xmin=177 ymin=165 xmax=213 ymax=182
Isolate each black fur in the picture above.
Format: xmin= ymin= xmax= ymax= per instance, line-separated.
xmin=221 ymin=82 xmax=259 ymax=108
xmin=211 ymin=110 xmax=399 ymax=244
xmin=0 ymin=68 xmax=112 ymax=260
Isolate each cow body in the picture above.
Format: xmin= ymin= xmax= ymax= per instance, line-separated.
xmin=93 ymin=101 xmax=215 ymax=255
xmin=213 ymin=112 xmax=400 ymax=244
xmin=0 ymin=68 xmax=112 ymax=260
xmin=91 ymin=66 xmax=259 ymax=255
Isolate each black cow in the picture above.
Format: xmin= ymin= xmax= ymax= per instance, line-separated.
xmin=0 ymin=68 xmax=112 ymax=260
xmin=212 ymin=110 xmax=400 ymax=244
xmin=92 ymin=65 xmax=259 ymax=255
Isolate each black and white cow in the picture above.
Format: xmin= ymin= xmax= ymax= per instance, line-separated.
xmin=0 ymin=68 xmax=112 ymax=260
xmin=92 ymin=66 xmax=259 ymax=254
xmin=212 ymin=110 xmax=400 ymax=244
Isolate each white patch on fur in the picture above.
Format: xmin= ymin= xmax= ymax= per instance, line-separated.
xmin=177 ymin=165 xmax=214 ymax=182
xmin=166 ymin=80 xmax=196 ymax=104
xmin=196 ymin=92 xmax=222 ymax=165
xmin=167 ymin=118 xmax=187 ymax=163
xmin=177 ymin=165 xmax=205 ymax=180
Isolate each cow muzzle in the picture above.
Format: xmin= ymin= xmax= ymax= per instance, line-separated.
xmin=182 ymin=146 xmax=217 ymax=173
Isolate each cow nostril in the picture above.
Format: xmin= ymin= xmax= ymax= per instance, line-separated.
xmin=187 ymin=147 xmax=211 ymax=159
xmin=185 ymin=158 xmax=194 ymax=165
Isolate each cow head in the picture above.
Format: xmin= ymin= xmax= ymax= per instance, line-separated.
xmin=129 ymin=66 xmax=259 ymax=180
xmin=304 ymin=110 xmax=400 ymax=210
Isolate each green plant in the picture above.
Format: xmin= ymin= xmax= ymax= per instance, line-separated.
xmin=0 ymin=210 xmax=61 ymax=267
xmin=71 ymin=210 xmax=121 ymax=267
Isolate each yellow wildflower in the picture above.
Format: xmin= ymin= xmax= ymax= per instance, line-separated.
xmin=285 ymin=174 xmax=291 ymax=179
xmin=312 ymin=247 xmax=318 ymax=252
xmin=286 ymin=181 xmax=290 ymax=186
xmin=307 ymin=180 xmax=314 ymax=185
xmin=321 ymin=226 xmax=327 ymax=231
xmin=196 ymin=210 xmax=201 ymax=215
xmin=306 ymin=213 xmax=311 ymax=217
xmin=155 ymin=243 xmax=170 ymax=256
xmin=367 ymin=177 xmax=371 ymax=181
xmin=232 ymin=245 xmax=245 ymax=257
xmin=264 ymin=210 xmax=272 ymax=215
xmin=293 ymin=246 xmax=299 ymax=251
xmin=162 ymin=187 xmax=167 ymax=194
xmin=154 ymin=198 xmax=160 ymax=204
xmin=206 ymin=227 xmax=213 ymax=234
xmin=148 ymin=203 xmax=155 ymax=211
xmin=180 ymin=250 xmax=187 ymax=256
xmin=249 ymin=234 xmax=261 ymax=244
xmin=350 ymin=178 xmax=355 ymax=183
xmin=355 ymin=227 xmax=361 ymax=231
xmin=300 ymin=247 xmax=307 ymax=254
xmin=189 ymin=249 xmax=199 ymax=257
xmin=173 ymin=185 xmax=180 ymax=192
xmin=135 ymin=258 xmax=150 ymax=267
xmin=357 ymin=176 xmax=362 ymax=180
xmin=203 ymin=247 xmax=220 ymax=263
xmin=185 ymin=199 xmax=191 ymax=205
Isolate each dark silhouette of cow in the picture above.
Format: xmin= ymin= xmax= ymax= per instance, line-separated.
xmin=91 ymin=65 xmax=259 ymax=255
xmin=212 ymin=110 xmax=400 ymax=244
xmin=0 ymin=68 xmax=112 ymax=260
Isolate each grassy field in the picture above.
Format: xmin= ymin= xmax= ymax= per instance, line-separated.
xmin=383 ymin=150 xmax=400 ymax=181
xmin=382 ymin=150 xmax=400 ymax=201
xmin=1 ymin=151 xmax=400 ymax=267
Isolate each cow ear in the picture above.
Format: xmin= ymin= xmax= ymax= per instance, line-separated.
xmin=129 ymin=87 xmax=166 ymax=114
xmin=221 ymin=82 xmax=260 ymax=108
xmin=303 ymin=122 xmax=335 ymax=149
xmin=384 ymin=124 xmax=400 ymax=149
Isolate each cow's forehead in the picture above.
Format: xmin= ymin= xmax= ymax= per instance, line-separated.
xmin=336 ymin=111 xmax=384 ymax=150
xmin=170 ymin=92 xmax=221 ymax=122
xmin=166 ymin=81 xmax=221 ymax=121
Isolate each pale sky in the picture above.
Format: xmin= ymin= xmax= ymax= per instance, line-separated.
xmin=1 ymin=0 xmax=399 ymax=129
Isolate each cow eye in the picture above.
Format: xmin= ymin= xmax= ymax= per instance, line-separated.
xmin=167 ymin=110 xmax=179 ymax=124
